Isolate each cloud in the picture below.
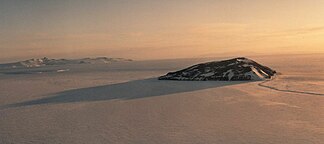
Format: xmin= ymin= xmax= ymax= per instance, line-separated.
xmin=189 ymin=23 xmax=248 ymax=36
xmin=257 ymin=26 xmax=324 ymax=38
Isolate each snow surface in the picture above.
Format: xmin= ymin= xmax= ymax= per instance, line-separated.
xmin=0 ymin=54 xmax=323 ymax=144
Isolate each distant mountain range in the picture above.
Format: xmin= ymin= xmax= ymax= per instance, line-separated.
xmin=0 ymin=57 xmax=133 ymax=68
xmin=159 ymin=57 xmax=276 ymax=81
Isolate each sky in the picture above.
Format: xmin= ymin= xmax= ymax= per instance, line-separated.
xmin=1 ymin=0 xmax=324 ymax=62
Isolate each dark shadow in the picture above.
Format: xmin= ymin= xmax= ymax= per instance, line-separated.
xmin=1 ymin=78 xmax=250 ymax=109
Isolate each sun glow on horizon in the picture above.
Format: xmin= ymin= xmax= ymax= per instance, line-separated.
xmin=1 ymin=0 xmax=324 ymax=62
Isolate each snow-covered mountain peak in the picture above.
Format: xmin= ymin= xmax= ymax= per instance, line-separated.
xmin=0 ymin=57 xmax=133 ymax=68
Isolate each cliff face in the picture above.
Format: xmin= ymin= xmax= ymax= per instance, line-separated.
xmin=158 ymin=57 xmax=276 ymax=81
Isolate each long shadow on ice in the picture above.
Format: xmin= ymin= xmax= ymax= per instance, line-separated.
xmin=2 ymin=78 xmax=249 ymax=109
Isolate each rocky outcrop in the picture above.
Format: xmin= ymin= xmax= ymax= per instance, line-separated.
xmin=158 ymin=57 xmax=276 ymax=81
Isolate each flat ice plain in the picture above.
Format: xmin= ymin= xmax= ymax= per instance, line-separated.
xmin=0 ymin=54 xmax=323 ymax=144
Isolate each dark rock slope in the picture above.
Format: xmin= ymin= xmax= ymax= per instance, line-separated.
xmin=158 ymin=57 xmax=276 ymax=81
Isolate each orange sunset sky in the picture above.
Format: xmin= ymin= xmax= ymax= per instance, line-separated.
xmin=1 ymin=0 xmax=324 ymax=62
